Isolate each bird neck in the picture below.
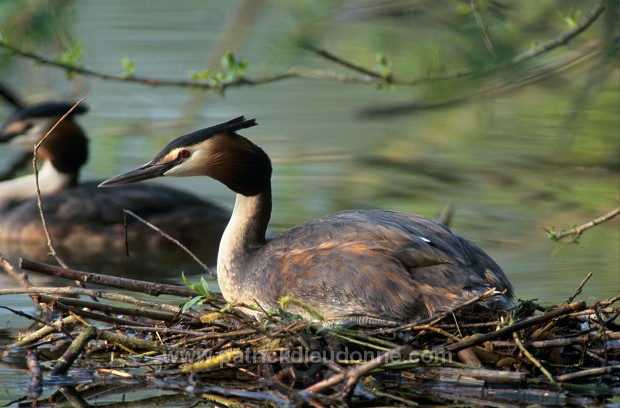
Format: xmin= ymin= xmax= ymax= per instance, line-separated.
xmin=217 ymin=188 xmax=272 ymax=302
xmin=41 ymin=119 xmax=89 ymax=176
xmin=0 ymin=160 xmax=76 ymax=205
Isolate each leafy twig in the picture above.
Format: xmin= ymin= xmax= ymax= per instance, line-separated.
xmin=545 ymin=207 xmax=619 ymax=243
xmin=512 ymin=0 xmax=607 ymax=66
xmin=308 ymin=46 xmax=390 ymax=81
xmin=360 ymin=37 xmax=607 ymax=116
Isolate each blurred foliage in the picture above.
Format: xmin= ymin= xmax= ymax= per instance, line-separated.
xmin=0 ymin=0 xmax=616 ymax=191
xmin=1 ymin=1 xmax=615 ymax=101
xmin=0 ymin=0 xmax=77 ymax=48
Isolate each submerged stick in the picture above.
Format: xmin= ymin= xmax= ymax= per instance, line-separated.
xmin=419 ymin=366 xmax=526 ymax=385
xmin=51 ymin=325 xmax=97 ymax=376
xmin=26 ymin=350 xmax=42 ymax=399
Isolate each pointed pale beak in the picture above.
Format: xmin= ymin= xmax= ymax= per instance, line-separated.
xmin=98 ymin=161 xmax=176 ymax=187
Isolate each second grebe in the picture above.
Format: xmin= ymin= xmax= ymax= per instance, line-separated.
xmin=0 ymin=102 xmax=88 ymax=200
xmin=100 ymin=117 xmax=514 ymax=324
xmin=0 ymin=102 xmax=230 ymax=273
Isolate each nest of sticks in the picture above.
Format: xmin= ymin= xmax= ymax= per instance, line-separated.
xmin=1 ymin=256 xmax=618 ymax=407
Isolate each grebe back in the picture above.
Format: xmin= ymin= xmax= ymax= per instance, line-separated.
xmin=100 ymin=117 xmax=514 ymax=324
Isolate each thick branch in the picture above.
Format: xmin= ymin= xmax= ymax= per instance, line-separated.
xmin=19 ymin=258 xmax=201 ymax=298
xmin=0 ymin=286 xmax=202 ymax=317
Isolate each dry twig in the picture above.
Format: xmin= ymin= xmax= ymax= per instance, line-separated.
xmin=32 ymin=95 xmax=90 ymax=268
xmin=123 ymin=209 xmax=212 ymax=274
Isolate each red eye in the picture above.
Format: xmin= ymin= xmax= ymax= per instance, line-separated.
xmin=179 ymin=149 xmax=191 ymax=159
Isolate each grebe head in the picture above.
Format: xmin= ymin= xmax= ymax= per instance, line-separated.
xmin=0 ymin=101 xmax=89 ymax=182
xmin=99 ymin=116 xmax=269 ymax=196
xmin=1 ymin=101 xmax=88 ymax=144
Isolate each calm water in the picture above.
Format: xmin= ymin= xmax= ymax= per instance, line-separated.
xmin=0 ymin=0 xmax=618 ymax=403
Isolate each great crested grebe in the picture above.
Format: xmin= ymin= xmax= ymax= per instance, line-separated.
xmin=100 ymin=117 xmax=514 ymax=324
xmin=0 ymin=102 xmax=230 ymax=274
xmin=0 ymin=102 xmax=89 ymax=198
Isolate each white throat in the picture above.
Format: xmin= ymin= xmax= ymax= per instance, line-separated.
xmin=0 ymin=161 xmax=74 ymax=206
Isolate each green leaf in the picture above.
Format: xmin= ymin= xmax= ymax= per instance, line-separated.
xmin=542 ymin=226 xmax=559 ymax=241
xmin=181 ymin=271 xmax=193 ymax=289
xmin=121 ymin=56 xmax=135 ymax=77
xmin=181 ymin=295 xmax=204 ymax=313
xmin=456 ymin=5 xmax=472 ymax=16
xmin=559 ymin=8 xmax=582 ymax=29
xmin=373 ymin=54 xmax=393 ymax=90
xmin=181 ymin=272 xmax=215 ymax=300
xmin=221 ymin=52 xmax=235 ymax=70
xmin=220 ymin=52 xmax=248 ymax=79
xmin=188 ymin=69 xmax=211 ymax=81
xmin=375 ymin=53 xmax=389 ymax=76
xmin=58 ymin=43 xmax=83 ymax=66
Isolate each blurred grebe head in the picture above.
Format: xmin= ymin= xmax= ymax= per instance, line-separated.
xmin=101 ymin=117 xmax=513 ymax=326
